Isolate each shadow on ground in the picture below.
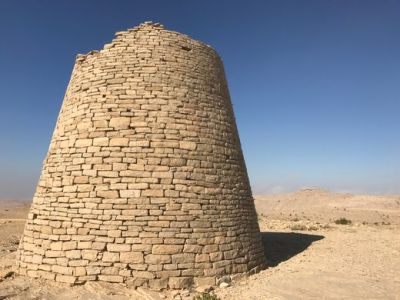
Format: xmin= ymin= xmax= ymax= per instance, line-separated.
xmin=261 ymin=232 xmax=324 ymax=267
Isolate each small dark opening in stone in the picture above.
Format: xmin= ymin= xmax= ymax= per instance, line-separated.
xmin=181 ymin=46 xmax=191 ymax=51
xmin=32 ymin=214 xmax=37 ymax=220
xmin=108 ymin=108 xmax=112 ymax=112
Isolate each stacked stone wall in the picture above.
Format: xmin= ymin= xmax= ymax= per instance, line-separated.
xmin=16 ymin=22 xmax=265 ymax=289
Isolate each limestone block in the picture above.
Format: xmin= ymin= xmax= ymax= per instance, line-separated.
xmin=152 ymin=171 xmax=173 ymax=179
xmin=129 ymin=140 xmax=150 ymax=147
xmin=132 ymin=270 xmax=155 ymax=279
xmin=210 ymin=252 xmax=223 ymax=262
xmin=112 ymin=163 xmax=128 ymax=171
xmin=152 ymin=245 xmax=183 ymax=255
xmin=97 ymin=171 xmax=119 ymax=178
xmin=102 ymin=252 xmax=120 ymax=262
xmin=75 ymin=139 xmax=92 ymax=147
xmin=81 ymin=250 xmax=98 ymax=261
xmin=194 ymin=276 xmax=216 ymax=286
xmin=109 ymin=117 xmax=131 ymax=129
xmin=183 ymin=244 xmax=202 ymax=253
xmin=128 ymin=183 xmax=148 ymax=190
xmin=52 ymin=265 xmax=73 ymax=275
xmin=26 ymin=270 xmax=39 ymax=278
xmin=77 ymin=241 xmax=92 ymax=249
xmin=142 ymin=190 xmax=164 ymax=197
xmin=120 ymin=252 xmax=144 ymax=263
xmin=98 ymin=275 xmax=124 ymax=283
xmin=50 ymin=242 xmax=63 ymax=251
xmin=69 ymin=260 xmax=89 ymax=267
xmin=179 ymin=141 xmax=197 ymax=150
xmin=195 ymin=254 xmax=210 ymax=263
xmin=148 ymin=221 xmax=169 ymax=227
xmin=46 ymin=250 xmax=63 ymax=258
xmin=107 ymin=244 xmax=131 ymax=252
xmin=145 ymin=254 xmax=171 ymax=264
xmin=110 ymin=138 xmax=129 ymax=147
xmin=107 ymin=78 xmax=126 ymax=84
xmin=92 ymin=242 xmax=106 ymax=250
xmin=172 ymin=253 xmax=195 ymax=264
xmin=121 ymin=209 xmax=148 ymax=216
xmin=120 ymin=189 xmax=141 ymax=198
xmin=107 ymin=230 xmax=121 ymax=238
xmin=202 ymin=245 xmax=219 ymax=254
xmin=97 ymin=190 xmax=119 ymax=198
xmin=56 ymin=274 xmax=76 ymax=284
xmin=86 ymin=266 xmax=102 ymax=275
xmin=93 ymin=137 xmax=109 ymax=146
xmin=74 ymin=266 xmax=86 ymax=276
xmin=31 ymin=255 xmax=43 ymax=264
xmin=148 ymin=278 xmax=169 ymax=291
xmin=169 ymin=276 xmax=193 ymax=289
xmin=37 ymin=270 xmax=56 ymax=280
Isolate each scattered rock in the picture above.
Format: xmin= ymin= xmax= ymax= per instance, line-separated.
xmin=195 ymin=284 xmax=214 ymax=293
xmin=181 ymin=289 xmax=190 ymax=297
xmin=217 ymin=275 xmax=231 ymax=285
xmin=0 ymin=271 xmax=14 ymax=282
xmin=171 ymin=290 xmax=180 ymax=298
xmin=219 ymin=282 xmax=230 ymax=288
xmin=0 ymin=286 xmax=18 ymax=300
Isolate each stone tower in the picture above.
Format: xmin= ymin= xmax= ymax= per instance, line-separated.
xmin=16 ymin=22 xmax=265 ymax=289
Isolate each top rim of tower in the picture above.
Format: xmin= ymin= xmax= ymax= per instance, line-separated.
xmin=136 ymin=20 xmax=165 ymax=28
xmin=76 ymin=21 xmax=217 ymax=62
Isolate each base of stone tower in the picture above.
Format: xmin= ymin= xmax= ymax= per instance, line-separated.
xmin=15 ymin=264 xmax=265 ymax=290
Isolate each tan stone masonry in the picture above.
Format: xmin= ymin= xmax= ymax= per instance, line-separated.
xmin=15 ymin=21 xmax=265 ymax=290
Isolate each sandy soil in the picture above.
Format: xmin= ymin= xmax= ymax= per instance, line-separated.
xmin=255 ymin=189 xmax=400 ymax=225
xmin=0 ymin=190 xmax=399 ymax=300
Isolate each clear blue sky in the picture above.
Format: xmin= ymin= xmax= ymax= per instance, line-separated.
xmin=0 ymin=0 xmax=399 ymax=199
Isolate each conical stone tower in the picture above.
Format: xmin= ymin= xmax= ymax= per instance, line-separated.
xmin=16 ymin=22 xmax=265 ymax=289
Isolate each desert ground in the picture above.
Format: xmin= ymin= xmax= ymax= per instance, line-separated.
xmin=0 ymin=189 xmax=399 ymax=299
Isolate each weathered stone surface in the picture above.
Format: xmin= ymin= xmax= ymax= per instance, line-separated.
xmin=107 ymin=244 xmax=131 ymax=252
xmin=15 ymin=21 xmax=264 ymax=290
xmin=98 ymin=275 xmax=124 ymax=283
xmin=148 ymin=278 xmax=169 ymax=291
xmin=75 ymin=139 xmax=92 ymax=147
xmin=109 ymin=117 xmax=131 ymax=129
xmin=55 ymin=274 xmax=76 ymax=284
xmin=152 ymin=245 xmax=183 ymax=255
xmin=110 ymin=137 xmax=129 ymax=147
xmin=120 ymin=190 xmax=140 ymax=198
xmin=194 ymin=276 xmax=216 ymax=286
xmin=169 ymin=277 xmax=193 ymax=289
xmin=97 ymin=190 xmax=119 ymax=198
xmin=179 ymin=141 xmax=197 ymax=151
xmin=65 ymin=250 xmax=81 ymax=259
xmin=81 ymin=250 xmax=98 ymax=261
xmin=120 ymin=252 xmax=144 ymax=263
xmin=145 ymin=254 xmax=171 ymax=264
xmin=102 ymin=252 xmax=119 ymax=262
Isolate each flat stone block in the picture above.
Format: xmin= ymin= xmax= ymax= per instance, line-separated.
xmin=120 ymin=252 xmax=144 ymax=263
xmin=107 ymin=244 xmax=131 ymax=252
xmin=152 ymin=245 xmax=183 ymax=255
xmin=169 ymin=276 xmax=193 ymax=289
